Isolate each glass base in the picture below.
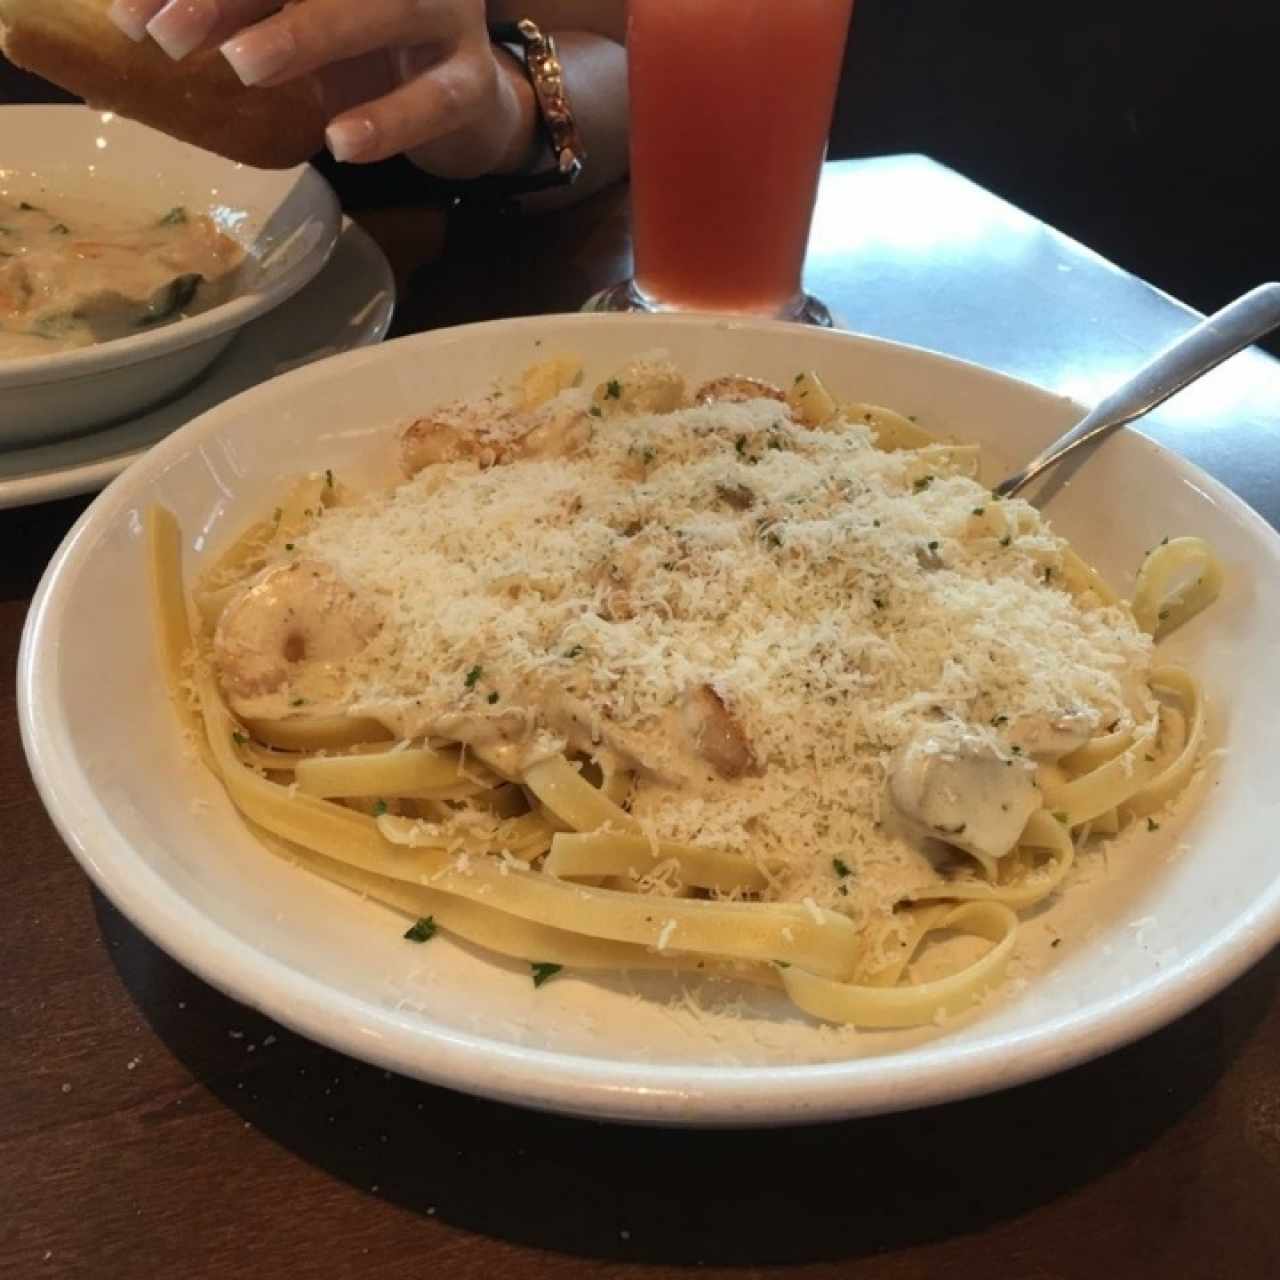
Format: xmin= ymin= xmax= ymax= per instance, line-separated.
xmin=583 ymin=279 xmax=837 ymax=328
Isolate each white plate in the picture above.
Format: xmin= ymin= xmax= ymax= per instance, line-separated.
xmin=19 ymin=314 xmax=1280 ymax=1126
xmin=0 ymin=105 xmax=341 ymax=444
xmin=0 ymin=218 xmax=393 ymax=511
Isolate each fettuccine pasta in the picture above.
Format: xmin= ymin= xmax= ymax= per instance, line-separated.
xmin=149 ymin=354 xmax=1219 ymax=1028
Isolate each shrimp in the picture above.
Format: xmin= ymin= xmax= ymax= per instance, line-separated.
xmin=694 ymin=375 xmax=786 ymax=405
xmin=399 ymin=413 xmax=501 ymax=473
xmin=399 ymin=402 xmax=590 ymax=477
xmin=213 ymin=559 xmax=382 ymax=715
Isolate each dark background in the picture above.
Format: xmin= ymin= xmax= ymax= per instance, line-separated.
xmin=827 ymin=0 xmax=1276 ymax=322
xmin=3 ymin=0 xmax=1275 ymax=320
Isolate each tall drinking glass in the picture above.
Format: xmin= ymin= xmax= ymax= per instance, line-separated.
xmin=587 ymin=0 xmax=855 ymax=324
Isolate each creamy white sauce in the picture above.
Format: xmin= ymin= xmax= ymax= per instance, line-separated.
xmin=0 ymin=195 xmax=243 ymax=358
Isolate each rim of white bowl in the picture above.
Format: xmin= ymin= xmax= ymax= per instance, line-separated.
xmin=19 ymin=313 xmax=1280 ymax=1126
xmin=0 ymin=106 xmax=341 ymax=389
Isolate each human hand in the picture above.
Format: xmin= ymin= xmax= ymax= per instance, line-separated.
xmin=107 ymin=0 xmax=538 ymax=174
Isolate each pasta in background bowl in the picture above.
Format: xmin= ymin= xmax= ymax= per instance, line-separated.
xmin=19 ymin=314 xmax=1280 ymax=1126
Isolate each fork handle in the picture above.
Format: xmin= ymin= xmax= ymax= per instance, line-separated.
xmin=993 ymin=282 xmax=1280 ymax=499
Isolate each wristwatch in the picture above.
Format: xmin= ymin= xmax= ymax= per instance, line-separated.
xmin=401 ymin=18 xmax=586 ymax=207
xmin=489 ymin=18 xmax=587 ymax=191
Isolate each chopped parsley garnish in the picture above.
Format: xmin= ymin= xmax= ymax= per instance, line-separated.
xmin=1054 ymin=811 xmax=1070 ymax=824
xmin=290 ymin=696 xmax=305 ymax=707
xmin=927 ymin=540 xmax=939 ymax=551
xmin=158 ymin=206 xmax=188 ymax=226
xmin=18 ymin=201 xmax=39 ymax=212
xmin=403 ymin=916 xmax=437 ymax=943
xmin=604 ymin=379 xmax=622 ymax=400
xmin=284 ymin=543 xmax=295 ymax=551
xmin=487 ymin=691 xmax=500 ymax=704
xmin=231 ymin=731 xmax=249 ymax=747
xmin=832 ymin=857 xmax=851 ymax=878
xmin=1158 ymin=609 xmax=1170 ymax=621
xmin=913 ymin=475 xmax=934 ymax=492
xmin=372 ymin=799 xmax=388 ymax=817
xmin=991 ymin=714 xmax=1009 ymax=726
xmin=1043 ymin=566 xmax=1053 ymax=582
xmin=873 ymin=597 xmax=885 ymax=609
xmin=589 ymin=404 xmax=602 ymax=418
xmin=734 ymin=435 xmax=747 ymax=457
xmin=972 ymin=506 xmax=986 ymax=516
xmin=1147 ymin=818 xmax=1160 ymax=832
xmin=775 ymin=960 xmax=791 ymax=969
xmin=999 ymin=535 xmax=1012 ymax=547
xmin=1144 ymin=754 xmax=1156 ymax=762
xmin=531 ymin=962 xmax=562 ymax=987
xmin=464 ymin=665 xmax=483 ymax=689
xmin=564 ymin=645 xmax=584 ymax=659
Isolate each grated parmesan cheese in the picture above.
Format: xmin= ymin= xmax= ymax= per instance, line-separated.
xmin=253 ymin=378 xmax=1157 ymax=926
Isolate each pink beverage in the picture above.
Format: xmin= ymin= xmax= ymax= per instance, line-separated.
xmin=628 ymin=0 xmax=855 ymax=315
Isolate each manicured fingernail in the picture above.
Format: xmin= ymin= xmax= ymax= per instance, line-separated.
xmin=147 ymin=0 xmax=215 ymax=61
xmin=326 ymin=118 xmax=377 ymax=162
xmin=221 ymin=24 xmax=295 ymax=87
xmin=108 ymin=0 xmax=152 ymax=41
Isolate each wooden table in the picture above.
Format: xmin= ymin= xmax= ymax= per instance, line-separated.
xmin=4 ymin=159 xmax=1279 ymax=1279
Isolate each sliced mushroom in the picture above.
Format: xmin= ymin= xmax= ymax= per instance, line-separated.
xmin=695 ymin=375 xmax=787 ymax=405
xmin=888 ymin=726 xmax=1040 ymax=868
xmin=680 ymin=684 xmax=758 ymax=779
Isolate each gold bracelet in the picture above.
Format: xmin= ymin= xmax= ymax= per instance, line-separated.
xmin=490 ymin=18 xmax=587 ymax=189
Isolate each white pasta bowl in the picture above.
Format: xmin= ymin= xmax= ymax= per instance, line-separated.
xmin=0 ymin=105 xmax=340 ymax=445
xmin=19 ymin=313 xmax=1280 ymax=1126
